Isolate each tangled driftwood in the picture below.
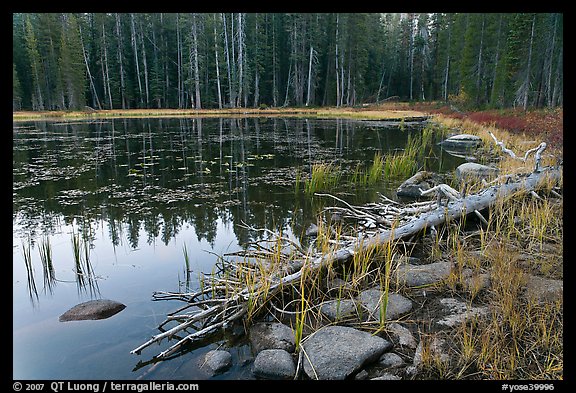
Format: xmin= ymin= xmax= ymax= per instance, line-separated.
xmin=131 ymin=133 xmax=561 ymax=360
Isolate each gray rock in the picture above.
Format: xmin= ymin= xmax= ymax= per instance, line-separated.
xmin=378 ymin=352 xmax=405 ymax=368
xmin=357 ymin=289 xmax=413 ymax=321
xmin=354 ymin=370 xmax=369 ymax=380
xmin=410 ymin=336 xmax=451 ymax=372
xmin=319 ymin=299 xmax=358 ymax=321
xmin=59 ymin=299 xmax=126 ymax=322
xmin=393 ymin=261 xmax=453 ymax=287
xmin=203 ymin=350 xmax=232 ymax=373
xmin=249 ymin=322 xmax=295 ymax=353
xmin=524 ymin=275 xmax=563 ymax=304
xmin=436 ymin=298 xmax=488 ymax=327
xmin=455 ymin=162 xmax=499 ymax=183
xmin=253 ymin=349 xmax=295 ymax=380
xmin=440 ymin=134 xmax=482 ymax=149
xmin=386 ymin=323 xmax=417 ymax=349
xmin=302 ymin=325 xmax=390 ymax=380
xmin=396 ymin=171 xmax=444 ymax=198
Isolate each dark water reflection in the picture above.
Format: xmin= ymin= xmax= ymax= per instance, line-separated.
xmin=13 ymin=117 xmax=461 ymax=380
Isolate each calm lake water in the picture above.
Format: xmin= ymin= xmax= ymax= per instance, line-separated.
xmin=13 ymin=116 xmax=462 ymax=380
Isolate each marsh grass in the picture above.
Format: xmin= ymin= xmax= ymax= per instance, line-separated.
xmin=304 ymin=162 xmax=342 ymax=194
xmin=39 ymin=236 xmax=56 ymax=293
xmin=22 ymin=239 xmax=39 ymax=303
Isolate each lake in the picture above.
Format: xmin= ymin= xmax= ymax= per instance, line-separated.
xmin=13 ymin=116 xmax=462 ymax=380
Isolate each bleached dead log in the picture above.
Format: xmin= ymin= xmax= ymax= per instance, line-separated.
xmin=131 ymin=167 xmax=561 ymax=360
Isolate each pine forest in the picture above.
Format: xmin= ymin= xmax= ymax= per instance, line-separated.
xmin=13 ymin=13 xmax=563 ymax=112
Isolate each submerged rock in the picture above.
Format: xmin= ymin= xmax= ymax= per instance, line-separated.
xmin=203 ymin=350 xmax=232 ymax=374
xmin=59 ymin=299 xmax=126 ymax=322
xmin=301 ymin=325 xmax=390 ymax=380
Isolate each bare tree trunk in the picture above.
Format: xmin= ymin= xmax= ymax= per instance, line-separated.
xmin=78 ymin=23 xmax=102 ymax=109
xmin=335 ymin=14 xmax=340 ymax=107
xmin=443 ymin=19 xmax=451 ymax=102
xmin=409 ymin=14 xmax=415 ymax=101
xmin=115 ymin=14 xmax=127 ymax=109
xmin=237 ymin=13 xmax=245 ymax=108
xmin=545 ymin=14 xmax=558 ymax=107
xmin=305 ymin=45 xmax=314 ymax=106
xmin=272 ymin=14 xmax=278 ymax=107
xmin=253 ymin=15 xmax=260 ymax=108
xmin=176 ymin=13 xmax=183 ymax=108
xmin=213 ymin=14 xmax=223 ymax=109
xmin=522 ymin=14 xmax=536 ymax=111
xmin=475 ymin=15 xmax=485 ymax=105
xmin=131 ymin=13 xmax=144 ymax=107
xmin=102 ymin=23 xmax=113 ymax=109
xmin=191 ymin=13 xmax=201 ymax=109
xmin=222 ymin=13 xmax=234 ymax=107
xmin=139 ymin=18 xmax=150 ymax=108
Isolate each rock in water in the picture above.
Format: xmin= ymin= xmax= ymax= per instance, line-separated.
xmin=59 ymin=299 xmax=126 ymax=322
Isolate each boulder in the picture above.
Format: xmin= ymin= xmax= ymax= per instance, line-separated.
xmin=249 ymin=322 xmax=295 ymax=354
xmin=356 ymin=288 xmax=413 ymax=321
xmin=378 ymin=352 xmax=405 ymax=369
xmin=203 ymin=350 xmax=232 ymax=373
xmin=59 ymin=299 xmax=126 ymax=322
xmin=386 ymin=322 xmax=417 ymax=349
xmin=319 ymin=299 xmax=359 ymax=321
xmin=301 ymin=325 xmax=391 ymax=380
xmin=455 ymin=162 xmax=499 ymax=183
xmin=393 ymin=260 xmax=453 ymax=287
xmin=253 ymin=349 xmax=295 ymax=379
xmin=396 ymin=171 xmax=444 ymax=198
xmin=435 ymin=298 xmax=489 ymax=327
xmin=440 ymin=134 xmax=482 ymax=150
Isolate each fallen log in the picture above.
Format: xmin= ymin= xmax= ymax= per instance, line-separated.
xmin=131 ymin=166 xmax=561 ymax=359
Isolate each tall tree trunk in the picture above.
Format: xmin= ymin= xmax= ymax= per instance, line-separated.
xmin=102 ymin=22 xmax=113 ymax=109
xmin=335 ymin=14 xmax=340 ymax=107
xmin=115 ymin=14 xmax=127 ymax=109
xmin=545 ymin=14 xmax=558 ymax=107
xmin=522 ymin=13 xmax=536 ymax=111
xmin=191 ymin=13 xmax=201 ymax=109
xmin=490 ymin=14 xmax=503 ymax=106
xmin=236 ymin=13 xmax=245 ymax=108
xmin=130 ymin=13 xmax=144 ymax=107
xmin=222 ymin=13 xmax=234 ymax=107
xmin=272 ymin=14 xmax=278 ymax=107
xmin=443 ymin=17 xmax=451 ymax=102
xmin=305 ymin=45 xmax=314 ymax=106
xmin=78 ymin=22 xmax=101 ymax=109
xmin=213 ymin=14 xmax=223 ymax=109
xmin=176 ymin=14 xmax=184 ymax=108
xmin=475 ymin=15 xmax=485 ymax=105
xmin=139 ymin=19 xmax=150 ymax=108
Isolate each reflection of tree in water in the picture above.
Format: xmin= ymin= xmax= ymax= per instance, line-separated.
xmin=13 ymin=117 xmax=427 ymax=252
